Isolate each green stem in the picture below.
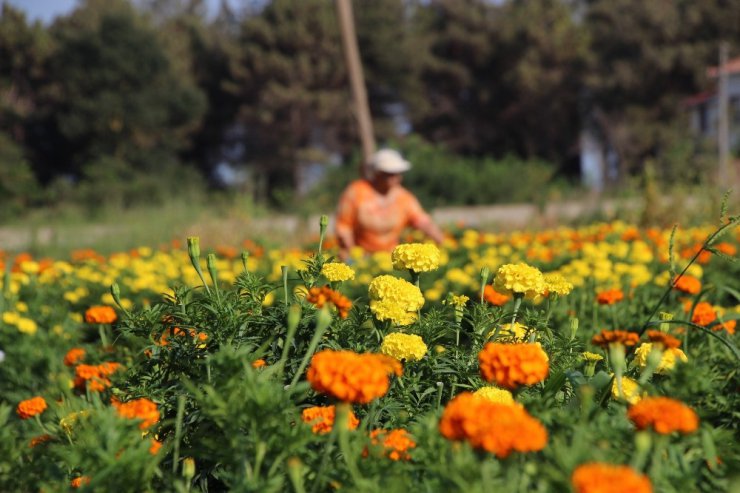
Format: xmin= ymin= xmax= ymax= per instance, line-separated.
xmin=172 ymin=395 xmax=186 ymax=474
xmin=97 ymin=324 xmax=109 ymax=348
xmin=336 ymin=403 xmax=363 ymax=486
xmin=289 ymin=308 xmax=332 ymax=388
xmin=310 ymin=419 xmax=339 ymax=493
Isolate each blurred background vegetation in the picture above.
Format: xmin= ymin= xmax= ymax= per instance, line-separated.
xmin=1 ymin=0 xmax=739 ymax=229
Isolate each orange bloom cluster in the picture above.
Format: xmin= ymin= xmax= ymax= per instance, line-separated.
xmin=627 ymin=397 xmax=699 ymax=434
xmin=16 ymin=396 xmax=48 ymax=419
xmin=149 ymin=439 xmax=163 ymax=455
xmin=251 ymin=359 xmax=267 ymax=369
xmin=478 ymin=343 xmax=549 ymax=389
xmin=439 ymin=392 xmax=547 ymax=458
xmin=306 ymin=286 xmax=353 ymax=319
xmin=596 ymin=289 xmax=624 ymax=305
xmin=306 ymin=350 xmax=394 ymax=403
xmin=63 ymin=348 xmax=86 ymax=367
xmin=29 ymin=434 xmax=54 ymax=448
xmin=301 ymin=405 xmax=359 ymax=434
xmin=74 ymin=362 xmax=122 ymax=392
xmin=591 ymin=330 xmax=640 ymax=348
xmin=483 ymin=285 xmax=511 ymax=306
xmin=71 ymin=248 xmax=106 ymax=263
xmin=376 ymin=354 xmax=403 ymax=377
xmin=646 ymin=330 xmax=681 ymax=349
xmin=713 ymin=319 xmax=736 ymax=335
xmin=572 ymin=463 xmax=652 ymax=493
xmin=688 ymin=301 xmax=717 ymax=326
xmin=367 ymin=429 xmax=416 ymax=461
xmin=672 ymin=275 xmax=701 ymax=295
xmin=715 ymin=241 xmax=737 ymax=256
xmin=159 ymin=327 xmax=208 ymax=346
xmin=113 ymin=397 xmax=160 ymax=429
xmin=70 ymin=476 xmax=91 ymax=488
xmin=680 ymin=244 xmax=711 ymax=264
xmin=84 ymin=305 xmax=117 ymax=324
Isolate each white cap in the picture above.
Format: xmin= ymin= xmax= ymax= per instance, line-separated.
xmin=369 ymin=149 xmax=411 ymax=174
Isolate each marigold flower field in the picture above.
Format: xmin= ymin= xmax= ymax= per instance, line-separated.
xmin=1 ymin=216 xmax=739 ymax=492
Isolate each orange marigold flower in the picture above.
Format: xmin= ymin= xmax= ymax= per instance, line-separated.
xmin=439 ymin=392 xmax=547 ymax=458
xmin=672 ymin=275 xmax=701 ymax=295
xmin=572 ymin=463 xmax=652 ymax=493
xmin=306 ymin=350 xmax=392 ymax=403
xmin=591 ymin=330 xmax=640 ymax=349
xmin=16 ymin=396 xmax=47 ymax=419
xmin=63 ymin=348 xmax=86 ymax=367
xmin=596 ymin=289 xmax=624 ymax=305
xmin=366 ymin=429 xmax=416 ymax=461
xmin=646 ymin=330 xmax=681 ymax=349
xmin=252 ymin=359 xmax=267 ymax=369
xmin=301 ymin=405 xmax=359 ymax=434
xmin=306 ymin=286 xmax=353 ymax=319
xmin=713 ymin=319 xmax=736 ymax=335
xmin=149 ymin=439 xmax=163 ymax=455
xmin=688 ymin=302 xmax=717 ymax=326
xmin=70 ymin=476 xmax=91 ymax=488
xmin=114 ymin=398 xmax=160 ymax=429
xmin=483 ymin=285 xmax=511 ymax=306
xmin=715 ymin=242 xmax=737 ymax=256
xmin=29 ymin=434 xmax=54 ymax=448
xmin=73 ymin=362 xmax=121 ymax=392
xmin=627 ymin=397 xmax=699 ymax=434
xmin=478 ymin=343 xmax=549 ymax=390
xmin=84 ymin=305 xmax=117 ymax=324
xmin=376 ymin=354 xmax=404 ymax=377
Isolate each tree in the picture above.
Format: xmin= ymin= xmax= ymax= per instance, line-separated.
xmin=34 ymin=0 xmax=206 ymax=193
xmin=228 ymin=0 xmax=353 ymax=198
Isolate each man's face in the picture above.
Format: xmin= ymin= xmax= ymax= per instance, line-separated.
xmin=374 ymin=171 xmax=403 ymax=192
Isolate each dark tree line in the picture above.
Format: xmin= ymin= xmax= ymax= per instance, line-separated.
xmin=1 ymin=0 xmax=738 ymax=214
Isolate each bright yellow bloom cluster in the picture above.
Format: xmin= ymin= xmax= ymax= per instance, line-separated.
xmin=581 ymin=352 xmax=604 ymax=362
xmin=611 ymin=376 xmax=644 ymax=404
xmin=544 ymin=273 xmax=573 ymax=296
xmin=633 ymin=343 xmax=688 ymax=374
xmin=380 ymin=333 xmax=428 ymax=362
xmin=473 ymin=386 xmax=515 ymax=404
xmin=2 ymin=312 xmax=38 ymax=334
xmin=493 ymin=263 xmax=546 ymax=299
xmin=368 ymin=275 xmax=425 ymax=326
xmin=391 ymin=243 xmax=441 ymax=273
xmin=321 ymin=262 xmax=355 ymax=282
xmin=447 ymin=294 xmax=469 ymax=308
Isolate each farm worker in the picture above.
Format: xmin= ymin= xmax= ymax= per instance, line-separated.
xmin=335 ymin=149 xmax=444 ymax=261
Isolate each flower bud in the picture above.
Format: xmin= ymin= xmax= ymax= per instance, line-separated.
xmin=240 ymin=251 xmax=250 ymax=272
xmin=186 ymin=237 xmax=200 ymax=259
xmin=569 ymin=317 xmax=579 ymax=340
xmin=182 ymin=457 xmax=195 ymax=480
xmin=288 ymin=304 xmax=302 ymax=332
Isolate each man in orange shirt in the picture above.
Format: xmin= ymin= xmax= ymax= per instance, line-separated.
xmin=335 ymin=149 xmax=444 ymax=260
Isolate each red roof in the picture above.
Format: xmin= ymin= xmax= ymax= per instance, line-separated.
xmin=708 ymin=56 xmax=740 ymax=78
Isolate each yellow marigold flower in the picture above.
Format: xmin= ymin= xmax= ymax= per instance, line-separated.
xmin=380 ymin=333 xmax=427 ymax=362
xmin=2 ymin=312 xmax=20 ymax=325
xmin=633 ymin=343 xmax=688 ymax=374
xmin=581 ymin=352 xmax=604 ymax=362
xmin=17 ymin=317 xmax=38 ymax=335
xmin=391 ymin=243 xmax=441 ymax=273
xmin=493 ymin=263 xmax=546 ymax=299
xmin=473 ymin=386 xmax=515 ymax=404
xmin=446 ymin=294 xmax=469 ymax=308
xmin=611 ymin=376 xmax=644 ymax=404
xmin=321 ymin=262 xmax=355 ymax=282
xmin=543 ymin=273 xmax=573 ymax=296
xmin=488 ymin=321 xmax=529 ymax=341
xmin=572 ymin=463 xmax=652 ymax=493
xmin=60 ymin=410 xmax=91 ymax=434
xmin=368 ymin=275 xmax=424 ymax=326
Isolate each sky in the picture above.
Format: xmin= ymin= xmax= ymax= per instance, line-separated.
xmin=6 ymin=0 xmax=235 ymax=23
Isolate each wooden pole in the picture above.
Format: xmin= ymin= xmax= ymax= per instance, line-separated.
xmin=718 ymin=42 xmax=731 ymax=186
xmin=336 ymin=0 xmax=376 ymax=178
